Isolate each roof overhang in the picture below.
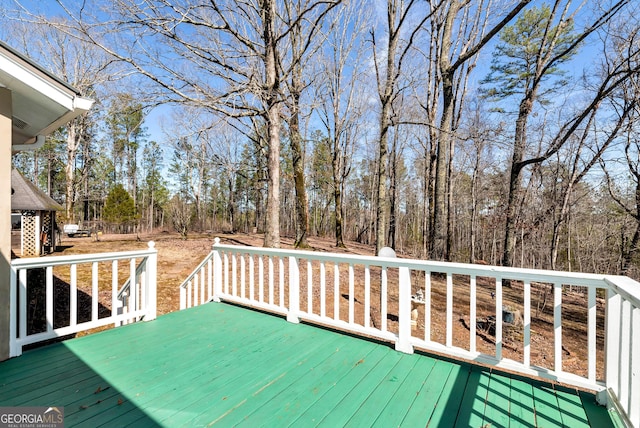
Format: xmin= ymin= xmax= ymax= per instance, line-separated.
xmin=0 ymin=41 xmax=94 ymax=151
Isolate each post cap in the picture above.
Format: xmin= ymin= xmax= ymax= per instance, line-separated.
xmin=378 ymin=247 xmax=396 ymax=258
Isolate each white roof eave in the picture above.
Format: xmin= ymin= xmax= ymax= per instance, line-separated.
xmin=0 ymin=42 xmax=95 ymax=151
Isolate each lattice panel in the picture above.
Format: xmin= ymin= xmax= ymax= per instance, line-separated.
xmin=42 ymin=211 xmax=52 ymax=248
xmin=22 ymin=211 xmax=37 ymax=256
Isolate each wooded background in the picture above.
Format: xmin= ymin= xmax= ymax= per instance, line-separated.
xmin=4 ymin=0 xmax=640 ymax=279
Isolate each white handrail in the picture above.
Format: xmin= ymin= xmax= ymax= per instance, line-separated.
xmin=180 ymin=238 xmax=639 ymax=427
xmin=9 ymin=241 xmax=157 ymax=357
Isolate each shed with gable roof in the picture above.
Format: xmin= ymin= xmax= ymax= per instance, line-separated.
xmin=11 ymin=168 xmax=63 ymax=256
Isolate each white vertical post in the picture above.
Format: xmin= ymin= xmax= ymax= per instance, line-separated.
xmin=240 ymin=254 xmax=246 ymax=299
xmin=200 ymin=268 xmax=205 ymax=305
xmin=287 ymin=256 xmax=300 ymax=323
xmin=232 ymin=253 xmax=237 ymax=297
xmin=320 ymin=262 xmax=326 ymax=317
xmin=348 ymin=264 xmax=355 ymax=325
xmin=268 ymin=257 xmax=274 ymax=305
xmin=46 ymin=266 xmax=53 ymax=332
xmin=146 ymin=241 xmax=157 ymax=321
xmin=446 ymin=273 xmax=453 ymax=348
xmin=249 ymin=256 xmax=255 ymax=301
xmin=554 ymin=282 xmax=563 ymax=374
xmin=334 ymin=263 xmax=340 ymax=321
xmin=425 ymin=272 xmax=431 ymax=342
xmin=194 ymin=273 xmax=199 ymax=306
xmin=207 ymin=257 xmax=213 ymax=301
xmin=470 ymin=275 xmax=477 ymax=354
xmin=224 ymin=253 xmax=229 ymax=295
xmin=619 ymin=300 xmax=631 ymax=409
xmin=112 ymin=261 xmax=120 ymax=326
xmin=279 ymin=257 xmax=285 ymax=308
xmin=604 ymin=289 xmax=621 ymax=404
xmin=381 ymin=267 xmax=388 ymax=332
xmin=587 ymin=286 xmax=596 ymax=382
xmin=212 ymin=238 xmax=222 ymax=302
xmin=85 ymin=263 xmax=97 ymax=322
xmin=9 ymin=265 xmax=17 ymax=357
xmin=364 ymin=266 xmax=371 ymax=328
xmin=307 ymin=260 xmax=313 ymax=314
xmin=180 ymin=286 xmax=186 ymax=310
xmin=258 ymin=256 xmax=264 ymax=302
xmin=495 ymin=277 xmax=503 ymax=360
xmin=70 ymin=264 xmax=78 ymax=327
xmin=187 ymin=282 xmax=192 ymax=308
xmin=127 ymin=260 xmax=134 ymax=316
xmin=630 ymin=305 xmax=640 ymax=427
xmin=396 ymin=266 xmax=413 ymax=354
xmin=18 ymin=269 xmax=27 ymax=343
xmin=524 ymin=280 xmax=531 ymax=367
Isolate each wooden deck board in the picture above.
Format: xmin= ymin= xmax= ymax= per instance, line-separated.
xmin=370 ymin=354 xmax=437 ymax=427
xmin=482 ymin=371 xmax=513 ymax=427
xmin=509 ymin=376 xmax=537 ymax=427
xmin=0 ymin=302 xmax=617 ymax=427
xmin=425 ymin=362 xmax=471 ymax=427
xmin=400 ymin=358 xmax=455 ymax=426
xmin=555 ymin=386 xmax=592 ymax=427
xmin=285 ymin=345 xmax=392 ymax=426
xmin=532 ymin=384 xmax=565 ymax=427
xmin=343 ymin=353 xmax=421 ymax=426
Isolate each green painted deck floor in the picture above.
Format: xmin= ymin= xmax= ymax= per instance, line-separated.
xmin=0 ymin=303 xmax=618 ymax=427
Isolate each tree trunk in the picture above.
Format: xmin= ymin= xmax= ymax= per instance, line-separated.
xmin=431 ymin=71 xmax=455 ymax=260
xmin=65 ymin=125 xmax=79 ymax=222
xmin=332 ymin=148 xmax=346 ymax=248
xmin=502 ymin=97 xmax=532 ymax=266
xmin=374 ymin=0 xmax=401 ymax=254
xmin=289 ymin=84 xmax=310 ymax=248
xmin=262 ymin=0 xmax=281 ymax=248
xmin=430 ymin=0 xmax=462 ymax=261
xmin=388 ymin=129 xmax=398 ymax=249
xmin=375 ymin=106 xmax=391 ymax=254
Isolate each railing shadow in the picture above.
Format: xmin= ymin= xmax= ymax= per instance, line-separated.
xmin=20 ymin=268 xmax=111 ymax=350
xmin=0 ymin=341 xmax=161 ymax=426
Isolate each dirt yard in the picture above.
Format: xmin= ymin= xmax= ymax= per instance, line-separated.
xmin=21 ymin=230 xmax=604 ymax=381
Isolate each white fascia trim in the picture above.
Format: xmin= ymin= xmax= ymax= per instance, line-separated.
xmin=0 ymin=53 xmax=76 ymax=110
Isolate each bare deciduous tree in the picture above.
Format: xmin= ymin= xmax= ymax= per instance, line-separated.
xmin=315 ymin=0 xmax=369 ymax=248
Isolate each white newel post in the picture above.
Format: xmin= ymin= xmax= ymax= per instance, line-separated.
xmin=146 ymin=241 xmax=157 ymax=321
xmin=212 ymin=238 xmax=222 ymax=302
xmin=287 ymin=256 xmax=300 ymax=324
xmin=9 ymin=265 xmax=17 ymax=358
xmin=603 ymin=289 xmax=622 ymax=406
xmin=396 ymin=266 xmax=414 ymax=354
xmin=180 ymin=286 xmax=187 ymax=310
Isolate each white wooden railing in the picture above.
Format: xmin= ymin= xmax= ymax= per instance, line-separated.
xmin=180 ymin=238 xmax=640 ymax=427
xmin=9 ymin=241 xmax=157 ymax=357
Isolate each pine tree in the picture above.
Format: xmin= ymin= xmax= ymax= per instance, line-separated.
xmin=103 ymin=184 xmax=137 ymax=232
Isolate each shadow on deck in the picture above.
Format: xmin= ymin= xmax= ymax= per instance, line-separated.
xmin=0 ymin=302 xmax=619 ymax=427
